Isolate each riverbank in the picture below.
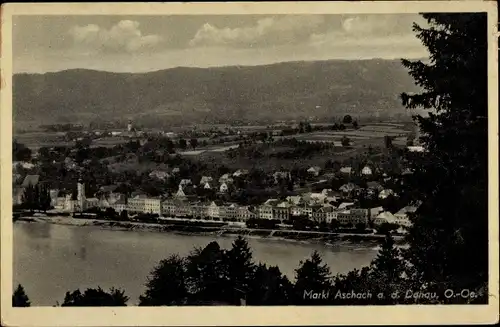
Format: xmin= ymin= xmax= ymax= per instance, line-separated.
xmin=15 ymin=215 xmax=406 ymax=246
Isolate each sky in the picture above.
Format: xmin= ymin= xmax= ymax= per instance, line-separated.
xmin=13 ymin=14 xmax=429 ymax=73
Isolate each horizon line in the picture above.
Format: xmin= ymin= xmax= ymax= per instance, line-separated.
xmin=13 ymin=57 xmax=429 ymax=75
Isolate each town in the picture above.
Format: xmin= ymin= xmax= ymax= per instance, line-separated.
xmin=12 ymin=118 xmax=423 ymax=237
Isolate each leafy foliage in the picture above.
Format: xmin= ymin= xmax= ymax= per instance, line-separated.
xmin=61 ymin=287 xmax=129 ymax=306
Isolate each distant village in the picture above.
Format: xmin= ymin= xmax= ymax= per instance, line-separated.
xmin=14 ymin=166 xmax=419 ymax=234
xmin=13 ymin=119 xmax=425 ymax=234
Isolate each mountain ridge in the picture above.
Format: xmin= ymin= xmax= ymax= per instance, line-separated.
xmin=13 ymin=59 xmax=421 ymax=127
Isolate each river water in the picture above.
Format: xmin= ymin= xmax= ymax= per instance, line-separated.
xmin=13 ymin=222 xmax=378 ymax=306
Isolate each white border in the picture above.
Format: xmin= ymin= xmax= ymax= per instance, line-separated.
xmin=1 ymin=2 xmax=498 ymax=326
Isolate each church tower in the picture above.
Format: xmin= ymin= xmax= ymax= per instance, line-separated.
xmin=77 ymin=177 xmax=86 ymax=212
xmin=414 ymin=121 xmax=421 ymax=145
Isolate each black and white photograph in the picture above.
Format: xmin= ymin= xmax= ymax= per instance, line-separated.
xmin=1 ymin=1 xmax=498 ymax=326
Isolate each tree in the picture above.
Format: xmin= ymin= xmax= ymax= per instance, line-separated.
xmin=61 ymin=287 xmax=128 ymax=306
xmin=22 ymin=184 xmax=37 ymax=213
xmin=190 ymin=138 xmax=199 ymax=150
xmin=400 ymin=13 xmax=488 ymax=300
xmin=185 ymin=242 xmax=229 ymax=303
xmin=375 ymin=222 xmax=398 ymax=235
xmin=293 ymin=251 xmax=332 ymax=304
xmin=247 ymin=264 xmax=293 ymax=305
xmin=352 ymin=120 xmax=359 ymax=129
xmin=13 ymin=141 xmax=32 ymax=162
xmin=38 ymin=184 xmax=52 ymax=212
xmin=104 ymin=207 xmax=117 ymax=219
xmin=119 ymin=210 xmax=129 ymax=221
xmin=225 ymin=237 xmax=256 ymax=303
xmin=178 ymin=138 xmax=187 ymax=150
xmin=342 ymin=115 xmax=353 ymax=124
xmin=139 ymin=255 xmax=188 ymax=306
xmin=341 ymin=136 xmax=350 ymax=147
xmin=12 ymin=284 xmax=30 ymax=307
xmin=383 ymin=135 xmax=394 ymax=149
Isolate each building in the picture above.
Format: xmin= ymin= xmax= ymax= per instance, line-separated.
xmin=290 ymin=205 xmax=305 ymax=217
xmin=339 ymin=167 xmax=352 ymax=175
xmin=203 ymin=182 xmax=212 ymax=190
xmin=21 ymin=174 xmax=40 ymax=188
xmin=237 ymin=206 xmax=257 ymax=221
xmin=337 ymin=208 xmax=369 ymax=226
xmin=219 ymin=174 xmax=233 ymax=184
xmin=322 ymin=206 xmax=338 ymax=223
xmin=12 ymin=187 xmax=24 ymax=206
xmin=149 ymin=170 xmax=170 ymax=180
xmin=307 ymin=166 xmax=322 ymax=177
xmin=112 ymin=198 xmax=127 ymax=213
xmin=161 ymin=199 xmax=177 ymax=217
xmin=338 ymin=202 xmax=355 ymax=210
xmin=179 ymin=179 xmax=192 ymax=188
xmin=407 ymin=145 xmax=426 ymax=152
xmin=372 ymin=211 xmax=398 ymax=226
xmin=207 ymin=201 xmax=223 ymax=219
xmin=379 ymin=189 xmax=395 ymax=199
xmin=175 ymin=187 xmax=186 ymax=198
xmin=222 ymin=203 xmax=239 ymax=220
xmin=286 ymin=195 xmax=303 ymax=206
xmin=394 ymin=205 xmax=418 ymax=227
xmin=233 ymin=169 xmax=249 ymax=177
xmin=366 ymin=182 xmax=383 ymax=192
xmin=361 ymin=166 xmax=373 ymax=175
xmin=273 ymin=204 xmax=290 ymax=221
xmin=144 ymin=197 xmax=162 ymax=215
xmin=74 ymin=179 xmax=86 ymax=212
xmin=258 ymin=203 xmax=275 ymax=220
xmin=127 ymin=195 xmax=147 ymax=213
xmin=191 ymin=203 xmax=208 ymax=219
xmin=200 ymin=176 xmax=213 ymax=185
xmin=175 ymin=202 xmax=192 ymax=217
xmin=369 ymin=206 xmax=384 ymax=219
xmin=321 ymin=189 xmax=339 ymax=203
xmin=339 ymin=183 xmax=359 ymax=196
xmin=219 ymin=182 xmax=230 ymax=193
xmin=311 ymin=205 xmax=326 ymax=223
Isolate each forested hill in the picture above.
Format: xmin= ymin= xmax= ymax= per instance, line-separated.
xmin=13 ymin=59 xmax=421 ymax=127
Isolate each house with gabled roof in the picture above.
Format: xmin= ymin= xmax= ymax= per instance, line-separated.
xmin=307 ymin=166 xmax=322 ymax=177
xmin=149 ymin=170 xmax=170 ymax=181
xmin=379 ymin=189 xmax=395 ymax=199
xmin=219 ymin=173 xmax=233 ymax=184
xmin=22 ymin=174 xmax=40 ymax=188
xmin=366 ymin=181 xmax=383 ymax=192
xmin=372 ymin=211 xmax=398 ymax=226
xmin=361 ymin=166 xmax=373 ymax=175
xmin=339 ymin=166 xmax=352 ymax=175
xmin=200 ymin=176 xmax=213 ymax=185
xmin=233 ymin=169 xmax=249 ymax=177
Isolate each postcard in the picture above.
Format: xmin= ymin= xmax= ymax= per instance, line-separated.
xmin=1 ymin=1 xmax=498 ymax=326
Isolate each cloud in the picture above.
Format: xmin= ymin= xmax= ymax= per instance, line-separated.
xmin=308 ymin=14 xmax=429 ymax=58
xmin=340 ymin=14 xmax=427 ymax=36
xmin=68 ymin=20 xmax=163 ymax=53
xmin=189 ymin=15 xmax=324 ymax=48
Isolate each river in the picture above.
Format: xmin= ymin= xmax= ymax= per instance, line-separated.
xmin=13 ymin=222 xmax=378 ymax=306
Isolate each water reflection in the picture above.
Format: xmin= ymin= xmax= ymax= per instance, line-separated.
xmin=14 ymin=222 xmax=378 ymax=306
xmin=21 ymin=222 xmax=52 ymax=239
